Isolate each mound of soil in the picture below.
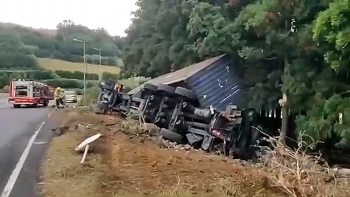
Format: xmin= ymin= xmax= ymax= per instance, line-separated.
xmin=81 ymin=113 xmax=285 ymax=197
xmin=44 ymin=111 xmax=349 ymax=197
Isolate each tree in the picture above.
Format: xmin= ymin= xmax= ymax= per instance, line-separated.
xmin=0 ymin=21 xmax=124 ymax=67
xmin=313 ymin=0 xmax=350 ymax=71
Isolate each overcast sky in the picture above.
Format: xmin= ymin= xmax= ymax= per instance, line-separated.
xmin=0 ymin=0 xmax=138 ymax=36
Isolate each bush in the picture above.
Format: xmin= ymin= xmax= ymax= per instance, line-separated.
xmin=0 ymin=70 xmax=55 ymax=89
xmin=0 ymin=53 xmax=38 ymax=69
xmin=81 ymin=87 xmax=99 ymax=105
xmin=55 ymin=70 xmax=99 ymax=80
xmin=30 ymin=70 xmax=55 ymax=80
xmin=42 ymin=79 xmax=83 ymax=89
xmin=258 ymin=130 xmax=337 ymax=197
xmin=102 ymin=72 xmax=118 ymax=80
xmin=0 ymin=85 xmax=9 ymax=93
xmin=55 ymin=70 xmax=84 ymax=79
xmin=86 ymin=73 xmax=99 ymax=80
xmin=0 ymin=75 xmax=10 ymax=89
xmin=74 ymin=89 xmax=83 ymax=95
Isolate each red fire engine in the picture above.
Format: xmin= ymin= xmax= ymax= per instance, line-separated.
xmin=8 ymin=79 xmax=54 ymax=108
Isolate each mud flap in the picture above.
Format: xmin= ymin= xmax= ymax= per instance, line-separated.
xmin=186 ymin=133 xmax=203 ymax=146
xmin=201 ymin=135 xmax=215 ymax=151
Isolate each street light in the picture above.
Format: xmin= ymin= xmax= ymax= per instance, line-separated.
xmin=73 ymin=38 xmax=87 ymax=101
xmin=92 ymin=47 xmax=102 ymax=66
xmin=92 ymin=47 xmax=101 ymax=80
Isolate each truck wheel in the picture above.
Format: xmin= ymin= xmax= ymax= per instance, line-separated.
xmin=175 ymin=87 xmax=197 ymax=101
xmin=13 ymin=104 xmax=20 ymax=108
xmin=32 ymin=104 xmax=38 ymax=108
xmin=160 ymin=128 xmax=184 ymax=144
xmin=157 ymin=84 xmax=175 ymax=94
xmin=43 ymin=100 xmax=49 ymax=107
xmin=143 ymin=83 xmax=158 ymax=92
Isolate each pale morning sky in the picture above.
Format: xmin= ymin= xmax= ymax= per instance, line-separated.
xmin=0 ymin=0 xmax=138 ymax=36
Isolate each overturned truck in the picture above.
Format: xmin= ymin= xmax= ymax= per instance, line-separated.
xmin=96 ymin=54 xmax=277 ymax=159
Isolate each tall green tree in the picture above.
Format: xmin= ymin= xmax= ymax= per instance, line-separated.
xmin=313 ymin=0 xmax=350 ymax=71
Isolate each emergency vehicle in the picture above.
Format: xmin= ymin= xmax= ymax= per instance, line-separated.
xmin=8 ymin=79 xmax=54 ymax=108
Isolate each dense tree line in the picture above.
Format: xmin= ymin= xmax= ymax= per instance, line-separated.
xmin=0 ymin=30 xmax=39 ymax=69
xmin=0 ymin=21 xmax=124 ymax=88
xmin=0 ymin=70 xmax=56 ymax=88
xmin=0 ymin=21 xmax=125 ymax=69
xmin=119 ymin=0 xmax=350 ymax=160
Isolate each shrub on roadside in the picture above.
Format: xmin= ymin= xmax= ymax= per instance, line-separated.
xmin=30 ymin=70 xmax=56 ymax=80
xmin=54 ymin=70 xmax=99 ymax=80
xmin=0 ymin=85 xmax=9 ymax=93
xmin=101 ymin=72 xmax=118 ymax=81
xmin=80 ymin=86 xmax=99 ymax=106
xmin=74 ymin=89 xmax=83 ymax=95
xmin=260 ymin=133 xmax=336 ymax=197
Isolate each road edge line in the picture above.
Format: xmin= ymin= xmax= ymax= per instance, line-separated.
xmin=0 ymin=121 xmax=45 ymax=197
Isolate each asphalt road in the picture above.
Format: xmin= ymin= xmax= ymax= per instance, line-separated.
xmin=0 ymin=93 xmax=57 ymax=197
xmin=0 ymin=93 xmax=8 ymax=109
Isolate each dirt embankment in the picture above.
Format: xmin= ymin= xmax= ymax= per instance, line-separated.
xmin=42 ymin=110 xmax=350 ymax=197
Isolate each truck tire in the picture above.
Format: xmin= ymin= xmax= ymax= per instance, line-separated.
xmin=43 ymin=100 xmax=49 ymax=107
xmin=175 ymin=87 xmax=197 ymax=100
xmin=143 ymin=83 xmax=158 ymax=92
xmin=160 ymin=128 xmax=184 ymax=144
xmin=13 ymin=104 xmax=20 ymax=108
xmin=157 ymin=84 xmax=175 ymax=94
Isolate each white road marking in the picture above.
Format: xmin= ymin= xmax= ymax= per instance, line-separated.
xmin=48 ymin=112 xmax=52 ymax=117
xmin=0 ymin=121 xmax=45 ymax=197
xmin=33 ymin=142 xmax=47 ymax=145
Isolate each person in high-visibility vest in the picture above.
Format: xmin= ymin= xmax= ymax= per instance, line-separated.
xmin=54 ymin=87 xmax=61 ymax=110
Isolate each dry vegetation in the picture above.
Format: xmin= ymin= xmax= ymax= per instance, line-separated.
xmin=37 ymin=58 xmax=121 ymax=79
xmin=42 ymin=110 xmax=350 ymax=197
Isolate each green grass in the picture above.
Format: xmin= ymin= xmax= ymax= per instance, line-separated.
xmin=37 ymin=58 xmax=121 ymax=79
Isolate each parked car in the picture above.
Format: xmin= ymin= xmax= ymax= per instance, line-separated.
xmin=64 ymin=90 xmax=77 ymax=103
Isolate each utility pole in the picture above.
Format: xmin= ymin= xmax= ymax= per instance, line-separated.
xmin=93 ymin=47 xmax=102 ymax=80
xmin=73 ymin=38 xmax=87 ymax=101
xmin=93 ymin=47 xmax=102 ymax=65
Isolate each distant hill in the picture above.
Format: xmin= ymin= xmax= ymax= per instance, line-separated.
xmin=0 ymin=21 xmax=126 ymax=88
xmin=37 ymin=58 xmax=120 ymax=79
xmin=0 ymin=21 xmax=126 ymax=67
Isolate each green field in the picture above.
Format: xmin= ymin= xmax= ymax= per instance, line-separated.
xmin=37 ymin=58 xmax=121 ymax=79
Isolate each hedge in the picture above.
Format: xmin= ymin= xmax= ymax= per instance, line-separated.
xmin=55 ymin=70 xmax=99 ymax=80
xmin=102 ymin=72 xmax=118 ymax=80
xmin=42 ymin=79 xmax=83 ymax=89
xmin=42 ymin=79 xmax=97 ymax=89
